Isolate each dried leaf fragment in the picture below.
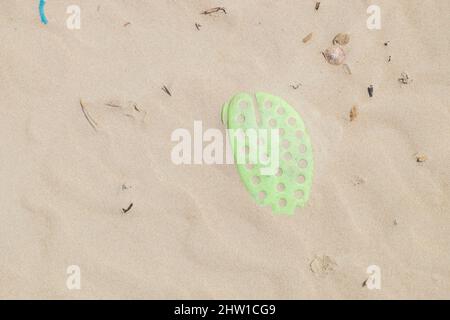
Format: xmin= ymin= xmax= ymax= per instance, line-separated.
xmin=350 ymin=106 xmax=358 ymax=121
xmin=302 ymin=32 xmax=313 ymax=43
xmin=398 ymin=72 xmax=412 ymax=85
xmin=333 ymin=33 xmax=350 ymax=46
xmin=310 ymin=256 xmax=337 ymax=275
xmin=415 ymin=154 xmax=428 ymax=163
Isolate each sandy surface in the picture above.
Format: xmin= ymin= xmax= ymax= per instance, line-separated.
xmin=0 ymin=0 xmax=449 ymax=299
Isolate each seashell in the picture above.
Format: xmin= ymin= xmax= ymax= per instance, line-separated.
xmin=323 ymin=45 xmax=346 ymax=65
xmin=333 ymin=33 xmax=350 ymax=46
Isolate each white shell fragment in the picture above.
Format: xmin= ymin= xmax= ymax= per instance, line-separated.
xmin=323 ymin=45 xmax=346 ymax=66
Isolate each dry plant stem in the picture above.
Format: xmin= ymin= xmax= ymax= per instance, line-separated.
xmin=162 ymin=86 xmax=172 ymax=96
xmin=122 ymin=203 xmax=134 ymax=214
xmin=80 ymin=100 xmax=98 ymax=131
xmin=201 ymin=7 xmax=227 ymax=15
xmin=105 ymin=103 xmax=121 ymax=108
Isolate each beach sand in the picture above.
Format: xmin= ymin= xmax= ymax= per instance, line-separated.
xmin=0 ymin=0 xmax=449 ymax=299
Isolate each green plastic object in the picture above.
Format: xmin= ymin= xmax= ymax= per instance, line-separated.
xmin=222 ymin=92 xmax=314 ymax=214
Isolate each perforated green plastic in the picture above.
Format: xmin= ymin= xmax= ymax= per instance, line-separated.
xmin=222 ymin=92 xmax=314 ymax=214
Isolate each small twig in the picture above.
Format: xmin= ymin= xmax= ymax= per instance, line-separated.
xmin=133 ymin=103 xmax=141 ymax=112
xmin=162 ymin=85 xmax=172 ymax=96
xmin=105 ymin=102 xmax=121 ymax=108
xmin=123 ymin=22 xmax=131 ymax=27
xmin=201 ymin=7 xmax=227 ymax=15
xmin=122 ymin=203 xmax=134 ymax=214
xmin=80 ymin=100 xmax=98 ymax=131
xmin=195 ymin=23 xmax=202 ymax=30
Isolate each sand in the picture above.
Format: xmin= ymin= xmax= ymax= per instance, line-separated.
xmin=0 ymin=0 xmax=449 ymax=299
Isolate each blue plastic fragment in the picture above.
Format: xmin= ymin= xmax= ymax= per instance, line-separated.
xmin=39 ymin=0 xmax=48 ymax=24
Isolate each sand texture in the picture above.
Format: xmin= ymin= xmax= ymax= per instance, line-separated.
xmin=0 ymin=0 xmax=449 ymax=299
